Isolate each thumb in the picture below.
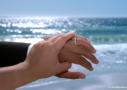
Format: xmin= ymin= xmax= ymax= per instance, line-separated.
xmin=55 ymin=62 xmax=72 ymax=74
xmin=55 ymin=32 xmax=76 ymax=52
xmin=56 ymin=70 xmax=86 ymax=79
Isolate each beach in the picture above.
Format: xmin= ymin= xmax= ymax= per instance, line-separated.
xmin=0 ymin=16 xmax=127 ymax=90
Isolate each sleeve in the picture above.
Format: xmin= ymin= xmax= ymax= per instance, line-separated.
xmin=0 ymin=42 xmax=30 ymax=67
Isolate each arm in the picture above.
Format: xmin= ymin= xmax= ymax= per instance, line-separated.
xmin=0 ymin=37 xmax=98 ymax=69
xmin=0 ymin=62 xmax=36 ymax=90
xmin=0 ymin=32 xmax=75 ymax=90
xmin=0 ymin=36 xmax=99 ymax=80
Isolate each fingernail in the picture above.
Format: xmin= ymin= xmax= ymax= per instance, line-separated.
xmin=90 ymin=67 xmax=94 ymax=71
xmin=95 ymin=60 xmax=99 ymax=64
xmin=94 ymin=57 xmax=99 ymax=64
xmin=93 ymin=56 xmax=99 ymax=64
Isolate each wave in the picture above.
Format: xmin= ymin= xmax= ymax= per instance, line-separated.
xmin=1 ymin=17 xmax=127 ymax=29
xmin=0 ymin=17 xmax=127 ymax=43
xmin=0 ymin=34 xmax=127 ymax=45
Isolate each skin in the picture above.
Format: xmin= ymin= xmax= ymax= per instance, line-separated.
xmin=44 ymin=36 xmax=99 ymax=79
xmin=0 ymin=32 xmax=99 ymax=89
xmin=0 ymin=32 xmax=76 ymax=90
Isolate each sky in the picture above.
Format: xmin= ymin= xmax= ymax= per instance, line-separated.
xmin=0 ymin=0 xmax=127 ymax=17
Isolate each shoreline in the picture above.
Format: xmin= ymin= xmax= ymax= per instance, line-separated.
xmin=17 ymin=73 xmax=127 ymax=90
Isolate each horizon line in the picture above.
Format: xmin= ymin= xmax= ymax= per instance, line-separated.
xmin=0 ymin=15 xmax=127 ymax=18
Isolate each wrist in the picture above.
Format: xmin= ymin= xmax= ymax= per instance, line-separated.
xmin=0 ymin=61 xmax=38 ymax=89
xmin=13 ymin=61 xmax=37 ymax=89
xmin=27 ymin=39 xmax=44 ymax=56
xmin=20 ymin=61 xmax=38 ymax=80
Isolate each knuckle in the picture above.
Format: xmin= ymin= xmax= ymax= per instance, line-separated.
xmin=33 ymin=42 xmax=41 ymax=49
xmin=45 ymin=41 xmax=57 ymax=52
xmin=36 ymin=41 xmax=51 ymax=50
xmin=33 ymin=43 xmax=38 ymax=48
xmin=44 ymin=42 xmax=53 ymax=49
xmin=60 ymin=34 xmax=66 ymax=40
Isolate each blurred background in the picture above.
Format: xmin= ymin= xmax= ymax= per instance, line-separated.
xmin=0 ymin=0 xmax=127 ymax=90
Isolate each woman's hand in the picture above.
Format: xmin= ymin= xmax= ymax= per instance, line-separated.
xmin=56 ymin=36 xmax=99 ymax=79
xmin=44 ymin=35 xmax=99 ymax=79
xmin=59 ymin=36 xmax=98 ymax=70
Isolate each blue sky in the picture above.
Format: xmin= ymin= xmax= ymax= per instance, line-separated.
xmin=0 ymin=0 xmax=127 ymax=17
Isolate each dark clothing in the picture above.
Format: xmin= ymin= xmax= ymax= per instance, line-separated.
xmin=0 ymin=42 xmax=30 ymax=67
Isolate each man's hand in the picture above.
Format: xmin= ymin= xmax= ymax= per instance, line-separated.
xmin=0 ymin=32 xmax=76 ymax=89
xmin=25 ymin=32 xmax=75 ymax=79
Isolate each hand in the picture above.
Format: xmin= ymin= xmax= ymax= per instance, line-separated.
xmin=25 ymin=32 xmax=75 ymax=79
xmin=44 ymin=35 xmax=99 ymax=79
xmin=59 ymin=36 xmax=98 ymax=69
xmin=0 ymin=32 xmax=76 ymax=89
xmin=57 ymin=36 xmax=99 ymax=79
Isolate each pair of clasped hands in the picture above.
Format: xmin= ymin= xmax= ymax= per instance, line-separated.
xmin=26 ymin=32 xmax=99 ymax=80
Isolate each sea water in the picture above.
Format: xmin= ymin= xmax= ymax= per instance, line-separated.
xmin=0 ymin=16 xmax=127 ymax=90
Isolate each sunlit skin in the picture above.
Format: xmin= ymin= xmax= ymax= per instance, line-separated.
xmin=0 ymin=32 xmax=75 ymax=90
xmin=0 ymin=32 xmax=99 ymax=89
xmin=44 ymin=35 xmax=99 ymax=79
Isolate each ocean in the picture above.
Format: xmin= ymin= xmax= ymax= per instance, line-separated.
xmin=0 ymin=16 xmax=127 ymax=90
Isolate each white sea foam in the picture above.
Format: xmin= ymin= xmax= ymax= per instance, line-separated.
xmin=17 ymin=73 xmax=127 ymax=90
xmin=30 ymin=29 xmax=62 ymax=34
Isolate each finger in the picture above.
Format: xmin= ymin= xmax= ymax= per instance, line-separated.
xmin=58 ymin=32 xmax=76 ymax=46
xmin=69 ymin=44 xmax=99 ymax=64
xmin=76 ymin=36 xmax=96 ymax=53
xmin=43 ymin=37 xmax=50 ymax=40
xmin=68 ymin=45 xmax=95 ymax=62
xmin=50 ymin=32 xmax=75 ymax=42
xmin=75 ymin=45 xmax=95 ymax=55
xmin=55 ymin=62 xmax=72 ymax=74
xmin=76 ymin=37 xmax=96 ymax=53
xmin=74 ymin=55 xmax=94 ymax=71
xmin=77 ymin=36 xmax=90 ymax=43
xmin=63 ymin=41 xmax=93 ymax=55
xmin=56 ymin=70 xmax=86 ymax=79
xmin=49 ymin=33 xmax=64 ymax=41
xmin=81 ymin=52 xmax=99 ymax=64
xmin=55 ymin=32 xmax=76 ymax=52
